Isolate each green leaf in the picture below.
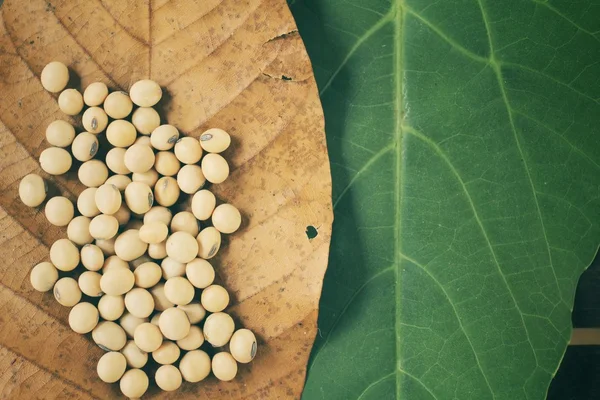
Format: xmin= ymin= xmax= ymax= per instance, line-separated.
xmin=290 ymin=0 xmax=600 ymax=398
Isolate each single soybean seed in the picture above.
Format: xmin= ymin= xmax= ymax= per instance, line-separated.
xmin=139 ymin=221 xmax=168 ymax=244
xmin=134 ymin=322 xmax=163 ymax=352
xmin=179 ymin=350 xmax=211 ymax=383
xmin=150 ymin=283 xmax=174 ymax=311
xmin=152 ymin=340 xmax=180 ymax=365
xmin=191 ymin=189 xmax=216 ymax=220
xmin=124 ymin=143 xmax=155 ymax=173
xmin=124 ymin=181 xmax=153 ymax=214
xmin=71 ymin=132 xmax=99 ymax=162
xmin=104 ymin=91 xmax=133 ymax=119
xmin=171 ymin=211 xmax=199 ymax=236
xmin=82 ymin=107 xmax=109 ymax=134
xmin=106 ymin=148 xmax=131 ymax=174
xmin=132 ymin=168 xmax=159 ymax=187
xmin=46 ymin=120 xmax=75 ymax=147
xmin=114 ymin=229 xmax=148 ymax=261
xmin=176 ymin=325 xmax=204 ymax=350
xmin=164 ymin=276 xmax=195 ymax=305
xmin=105 ymin=175 xmax=131 ymax=191
xmin=58 ymin=88 xmax=84 ymax=115
xmin=159 ymin=307 xmax=190 ymax=341
xmin=203 ymin=312 xmax=235 ymax=347
xmin=107 ymin=119 xmax=137 ymax=148
xmin=98 ymin=294 xmax=125 ymax=321
xmin=45 ymin=196 xmax=74 ymax=227
xmin=53 ymin=277 xmax=82 ymax=307
xmin=148 ymin=241 xmax=167 ymax=259
xmin=81 ymin=244 xmax=104 ymax=271
xmin=125 ymin=288 xmax=155 ymax=318
xmin=95 ymin=237 xmax=116 ymax=256
xmin=77 ymin=188 xmax=100 ymax=217
xmin=155 ymin=364 xmax=182 ymax=392
xmin=199 ymin=128 xmax=231 ymax=153
xmin=132 ymin=107 xmax=160 ymax=135
xmin=229 ymin=329 xmax=257 ymax=363
xmin=40 ymin=147 xmax=72 ymax=175
xmin=174 ymin=136 xmax=203 ymax=164
xmin=196 ymin=227 xmax=221 ymax=259
xmin=93 ymin=321 xmax=127 ymax=351
xmin=78 ymin=160 xmax=108 ymax=187
xmin=177 ymin=302 xmax=206 ymax=324
xmin=89 ymin=214 xmax=119 ymax=240
xmin=185 ymin=258 xmax=215 ymax=289
xmin=19 ymin=174 xmax=46 ymax=207
xmin=201 ymin=153 xmax=229 ymax=184
xmin=151 ymin=124 xmax=179 ymax=151
xmin=201 ymin=284 xmax=229 ymax=313
xmin=97 ymin=352 xmax=126 ymax=383
xmin=166 ymin=231 xmax=198 ymax=263
xmin=41 ymin=61 xmax=69 ymax=93
xmin=177 ymin=164 xmax=206 ymax=194
xmin=151 ymin=312 xmax=162 ymax=326
xmin=212 ymin=352 xmax=238 ymax=381
xmin=78 ymin=271 xmax=103 ymax=297
xmin=95 ymin=183 xmax=122 ymax=215
xmin=68 ymin=302 xmax=99 ymax=333
xmin=134 ymin=135 xmax=151 ymax=146
xmin=102 ymin=255 xmax=129 ymax=272
xmin=122 ymin=340 xmax=149 ymax=369
xmin=161 ymin=257 xmax=186 ymax=279
xmin=50 ymin=238 xmax=79 ymax=271
xmin=144 ymin=206 xmax=172 ymax=225
xmin=126 ymin=219 xmax=145 ymax=231
xmin=212 ymin=203 xmax=242 ymax=234
xmin=100 ymin=267 xmax=134 ymax=295
xmin=134 ymin=262 xmax=162 ymax=288
xmin=120 ymin=369 xmax=149 ymax=399
xmin=83 ymin=82 xmax=108 ymax=106
xmin=154 ymin=151 xmax=180 ymax=176
xmin=30 ymin=262 xmax=58 ymax=292
xmin=119 ymin=312 xmax=148 ymax=338
xmin=113 ymin=203 xmax=131 ymax=225
xmin=130 ymin=79 xmax=162 ymax=107
xmin=154 ymin=177 xmax=180 ymax=207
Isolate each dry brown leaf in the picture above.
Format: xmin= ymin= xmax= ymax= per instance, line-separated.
xmin=0 ymin=0 xmax=332 ymax=398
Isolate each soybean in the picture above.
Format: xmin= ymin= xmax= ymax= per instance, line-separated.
xmin=100 ymin=267 xmax=134 ymax=295
xmin=97 ymin=352 xmax=126 ymax=383
xmin=104 ymin=91 xmax=133 ymax=119
xmin=50 ymin=239 xmax=79 ymax=271
xmin=89 ymin=214 xmax=119 ymax=240
xmin=150 ymin=283 xmax=174 ymax=311
xmin=106 ymin=120 xmax=136 ymax=148
xmin=78 ymin=271 xmax=103 ymax=297
xmin=58 ymin=88 xmax=84 ymax=115
xmin=186 ymin=258 xmax=215 ymax=289
xmin=105 ymin=148 xmax=131 ymax=174
xmin=161 ymin=257 xmax=186 ymax=280
xmin=179 ymin=350 xmax=211 ymax=383
xmin=92 ymin=321 xmax=127 ymax=351
xmin=158 ymin=307 xmax=190 ymax=340
xmin=78 ymin=160 xmax=108 ymax=187
xmin=124 ymin=181 xmax=153 ymax=214
xmin=46 ymin=120 xmax=75 ymax=147
xmin=196 ymin=227 xmax=221 ymax=259
xmin=152 ymin=340 xmax=180 ymax=365
xmin=83 ymin=82 xmax=108 ymax=106
xmin=71 ymin=132 xmax=99 ymax=162
xmin=53 ymin=277 xmax=82 ymax=307
xmin=132 ymin=107 xmax=160 ymax=135
xmin=40 ymin=147 xmax=72 ymax=175
xmin=119 ymin=369 xmax=149 ymax=399
xmin=201 ymin=153 xmax=229 ymax=184
xmin=124 ymin=144 xmax=155 ymax=173
xmin=203 ymin=312 xmax=235 ymax=347
xmin=82 ymin=107 xmax=109 ymax=134
xmin=95 ymin=184 xmax=122 ymax=215
xmin=174 ymin=136 xmax=203 ymax=164
xmin=229 ymin=329 xmax=257 ymax=363
xmin=212 ymin=203 xmax=242 ymax=234
xmin=45 ymin=196 xmax=74 ymax=227
xmin=132 ymin=168 xmax=159 ymax=187
xmin=151 ymin=125 xmax=179 ymax=151
xmin=134 ymin=322 xmax=163 ymax=352
xmin=121 ymin=340 xmax=148 ymax=368
xmin=155 ymin=365 xmax=182 ymax=392
xmin=41 ymin=61 xmax=69 ymax=93
xmin=201 ymin=285 xmax=229 ymax=313
xmin=212 ymin=352 xmax=238 ymax=381
xmin=77 ymin=188 xmax=100 ymax=217
xmin=114 ymin=229 xmax=148 ymax=261
xmin=177 ymin=302 xmax=206 ymax=324
xmin=119 ymin=312 xmax=147 ymax=338
xmin=133 ymin=262 xmax=162 ymax=288
xmin=139 ymin=221 xmax=168 ymax=244
xmin=144 ymin=206 xmax=172 ymax=225
xmin=177 ymin=164 xmax=206 ymax=194
xmin=176 ymin=325 xmax=204 ymax=350
xmin=98 ymin=294 xmax=125 ymax=321
xmin=191 ymin=189 xmax=216 ymax=220
xmin=166 ymin=231 xmax=198 ymax=263
xmin=129 ymin=79 xmax=162 ymax=107
xmin=19 ymin=174 xmax=46 ymax=207
xmin=154 ymin=176 xmax=180 ymax=207
xmin=68 ymin=302 xmax=99 ymax=333
xmin=105 ymin=175 xmax=132 ymax=192
xmin=171 ymin=211 xmax=199 ymax=236
xmin=81 ymin=244 xmax=104 ymax=271
xmin=164 ymin=277 xmax=195 ymax=305
xmin=30 ymin=262 xmax=59 ymax=292
xmin=125 ymin=288 xmax=155 ymax=318
xmin=154 ymin=151 xmax=180 ymax=176
xmin=199 ymin=128 xmax=231 ymax=153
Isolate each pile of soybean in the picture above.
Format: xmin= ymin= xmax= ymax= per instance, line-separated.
xmin=20 ymin=61 xmax=257 ymax=398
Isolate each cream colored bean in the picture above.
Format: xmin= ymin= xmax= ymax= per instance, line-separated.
xmin=124 ymin=144 xmax=155 ymax=174
xmin=134 ymin=322 xmax=163 ymax=352
xmin=83 ymin=82 xmax=108 ymax=106
xmin=156 ymin=365 xmax=182 ymax=392
xmin=154 ymin=177 xmax=180 ymax=207
xmin=106 ymin=175 xmax=132 ymax=191
xmin=201 ymin=285 xmax=229 ymax=313
xmin=124 ymin=181 xmax=154 ymax=214
xmin=121 ymin=340 xmax=148 ymax=369
xmin=132 ymin=107 xmax=160 ymax=135
xmin=203 ymin=312 xmax=235 ymax=347
xmin=159 ymin=307 xmax=190 ymax=340
xmin=161 ymin=257 xmax=186 ymax=279
xmin=199 ymin=128 xmax=231 ymax=153
xmin=130 ymin=79 xmax=162 ymax=107
xmin=177 ymin=165 xmax=206 ymax=194
xmin=50 ymin=239 xmax=79 ymax=271
xmin=131 ymin=255 xmax=154 ymax=269
xmin=201 ymin=153 xmax=229 ymax=184
xmin=125 ymin=288 xmax=154 ymax=318
xmin=177 ymin=302 xmax=206 ymax=324
xmin=53 ymin=277 xmax=81 ymax=307
xmin=97 ymin=352 xmax=126 ymax=383
xmin=46 ymin=120 xmax=75 ymax=147
xmin=95 ymin=184 xmax=122 ymax=215
xmin=148 ymin=241 xmax=167 ymax=259
xmin=19 ymin=174 xmax=46 ymax=207
xmin=151 ymin=312 xmax=162 ymax=326
xmin=78 ymin=271 xmax=103 ymax=297
xmin=134 ymin=135 xmax=151 ymax=146
xmin=212 ymin=352 xmax=238 ymax=381
xmin=164 ymin=277 xmax=194 ymax=305
xmin=58 ymin=88 xmax=83 ymax=115
xmin=30 ymin=262 xmax=58 ymax=292
xmin=139 ymin=222 xmax=168 ymax=244
xmin=79 ymin=160 xmax=108 ymax=187
xmin=154 ymin=151 xmax=180 ymax=176
xmin=186 ymin=258 xmax=215 ymax=289
xmin=95 ymin=237 xmax=116 ymax=256
xmin=191 ymin=190 xmax=216 ymax=220
xmin=119 ymin=369 xmax=149 ymax=399
xmin=152 ymin=340 xmax=180 ymax=365
xmin=93 ymin=321 xmax=127 ymax=351
xmin=89 ymin=214 xmax=119 ymax=240
xmin=71 ymin=132 xmax=99 ymax=162
xmin=114 ymin=229 xmax=148 ymax=261
xmin=41 ymin=61 xmax=69 ymax=93
xmin=113 ymin=203 xmax=131 ymax=225
xmin=132 ymin=168 xmax=159 ymax=187
xmin=125 ymin=219 xmax=145 ymax=231
xmin=134 ymin=262 xmax=162 ymax=288
xmin=81 ymin=244 xmax=104 ymax=271
xmin=212 ymin=203 xmax=242 ymax=234
xmin=144 ymin=206 xmax=172 ymax=225
xmin=151 ymin=125 xmax=179 ymax=150
xmin=40 ymin=147 xmax=72 ymax=175
xmin=45 ymin=196 xmax=74 ymax=227
xmin=104 ymin=91 xmax=133 ymax=119
xmin=166 ymin=231 xmax=198 ymax=263
xmin=107 ymin=120 xmax=137 ymax=148
xmin=196 ymin=227 xmax=221 ymax=259
xmin=106 ymin=148 xmax=131 ymax=174
xmin=69 ymin=302 xmax=99 ymax=333
xmin=174 ymin=137 xmax=203 ymax=164
xmin=179 ymin=350 xmax=211 ymax=383
xmin=77 ymin=188 xmax=99 ymax=217
xmin=82 ymin=107 xmax=109 ymax=134
xmin=171 ymin=211 xmax=199 ymax=236
xmin=119 ymin=312 xmax=147 ymax=338
xmin=150 ymin=283 xmax=174 ymax=311
xmin=102 ymin=255 xmax=129 ymax=272
xmin=98 ymin=294 xmax=125 ymax=321
xmin=230 ymin=329 xmax=257 ymax=363
xmin=176 ymin=325 xmax=204 ymax=350
xmin=100 ymin=267 xmax=134 ymax=295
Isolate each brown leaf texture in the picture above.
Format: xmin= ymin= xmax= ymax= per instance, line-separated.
xmin=0 ymin=0 xmax=333 ymax=398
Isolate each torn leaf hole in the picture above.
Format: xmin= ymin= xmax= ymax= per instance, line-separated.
xmin=306 ymin=225 xmax=318 ymax=240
